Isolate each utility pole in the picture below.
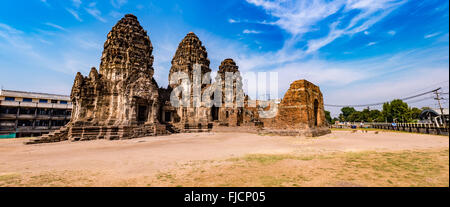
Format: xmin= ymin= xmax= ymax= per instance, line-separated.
xmin=434 ymin=87 xmax=444 ymax=115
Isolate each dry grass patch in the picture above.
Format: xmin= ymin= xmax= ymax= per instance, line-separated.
xmin=152 ymin=149 xmax=449 ymax=187
xmin=1 ymin=149 xmax=447 ymax=187
xmin=0 ymin=170 xmax=99 ymax=187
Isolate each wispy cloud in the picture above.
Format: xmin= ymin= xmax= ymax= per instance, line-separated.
xmin=228 ymin=18 xmax=238 ymax=23
xmin=424 ymin=32 xmax=441 ymax=39
xmin=44 ymin=22 xmax=67 ymax=32
xmin=72 ymin=0 xmax=82 ymax=8
xmin=111 ymin=0 xmax=128 ymax=8
xmin=85 ymin=4 xmax=107 ymax=23
xmin=0 ymin=21 xmax=103 ymax=78
xmin=246 ymin=0 xmax=407 ymax=53
xmin=39 ymin=0 xmax=50 ymax=6
xmin=243 ymin=29 xmax=261 ymax=34
xmin=0 ymin=23 xmax=32 ymax=50
xmin=109 ymin=11 xmax=122 ymax=18
xmin=367 ymin=41 xmax=377 ymax=46
xmin=66 ymin=8 xmax=83 ymax=22
xmin=388 ymin=30 xmax=396 ymax=35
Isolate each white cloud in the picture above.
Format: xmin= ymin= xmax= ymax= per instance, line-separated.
xmin=246 ymin=0 xmax=406 ymax=53
xmin=85 ymin=5 xmax=107 ymax=23
xmin=72 ymin=0 xmax=82 ymax=8
xmin=246 ymin=0 xmax=344 ymax=36
xmin=388 ymin=30 xmax=396 ymax=35
xmin=324 ymin=67 xmax=449 ymax=116
xmin=111 ymin=0 xmax=128 ymax=8
xmin=364 ymin=31 xmax=369 ymax=35
xmin=109 ymin=11 xmax=122 ymax=18
xmin=228 ymin=18 xmax=237 ymax=23
xmin=66 ymin=8 xmax=83 ymax=22
xmin=44 ymin=22 xmax=67 ymax=32
xmin=39 ymin=0 xmax=49 ymax=6
xmin=243 ymin=29 xmax=261 ymax=34
xmin=0 ymin=22 xmax=101 ymax=77
xmin=424 ymin=32 xmax=440 ymax=39
xmin=367 ymin=41 xmax=377 ymax=46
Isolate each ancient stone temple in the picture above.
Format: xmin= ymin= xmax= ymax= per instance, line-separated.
xmin=27 ymin=14 xmax=165 ymax=144
xmin=26 ymin=14 xmax=330 ymax=144
xmin=162 ymin=32 xmax=213 ymax=132
xmin=212 ymin=58 xmax=245 ymax=126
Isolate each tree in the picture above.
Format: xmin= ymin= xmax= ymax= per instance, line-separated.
xmin=348 ymin=111 xmax=362 ymax=122
xmin=382 ymin=102 xmax=392 ymax=122
xmin=324 ymin=110 xmax=332 ymax=124
xmin=340 ymin=107 xmax=356 ymax=121
xmin=361 ymin=108 xmax=371 ymax=122
xmin=332 ymin=117 xmax=339 ymax=123
xmin=385 ymin=99 xmax=410 ymax=122
xmin=369 ymin=109 xmax=383 ymax=122
xmin=410 ymin=107 xmax=422 ymax=120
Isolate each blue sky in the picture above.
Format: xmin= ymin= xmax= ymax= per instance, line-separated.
xmin=0 ymin=0 xmax=448 ymax=116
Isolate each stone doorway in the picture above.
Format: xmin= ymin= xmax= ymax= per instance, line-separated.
xmin=164 ymin=111 xmax=172 ymax=122
xmin=211 ymin=106 xmax=219 ymax=121
xmin=137 ymin=105 xmax=148 ymax=123
xmin=314 ymin=99 xmax=319 ymax=126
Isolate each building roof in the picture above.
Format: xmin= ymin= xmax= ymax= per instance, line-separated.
xmin=0 ymin=89 xmax=70 ymax=101
xmin=419 ymin=108 xmax=449 ymax=120
xmin=430 ymin=108 xmax=449 ymax=115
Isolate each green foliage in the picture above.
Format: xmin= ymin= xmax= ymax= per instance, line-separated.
xmin=410 ymin=107 xmax=422 ymax=120
xmin=337 ymin=99 xmax=424 ymax=123
xmin=389 ymin=99 xmax=410 ymax=122
xmin=324 ymin=110 xmax=332 ymax=124
xmin=340 ymin=107 xmax=356 ymax=121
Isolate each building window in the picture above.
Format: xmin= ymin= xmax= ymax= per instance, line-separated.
xmin=23 ymin=98 xmax=32 ymax=102
xmin=39 ymin=99 xmax=48 ymax=103
xmin=60 ymin=101 xmax=68 ymax=104
xmin=18 ymin=120 xmax=33 ymax=127
xmin=4 ymin=97 xmax=15 ymax=101
xmin=51 ymin=100 xmax=57 ymax=103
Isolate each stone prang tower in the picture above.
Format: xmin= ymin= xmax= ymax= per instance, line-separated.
xmin=28 ymin=14 xmax=165 ymax=143
xmin=166 ymin=32 xmax=212 ymax=131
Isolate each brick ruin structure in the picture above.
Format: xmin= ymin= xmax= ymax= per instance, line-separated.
xmin=26 ymin=14 xmax=329 ymax=144
xmin=259 ymin=80 xmax=330 ymax=136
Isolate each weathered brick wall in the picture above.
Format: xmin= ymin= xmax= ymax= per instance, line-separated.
xmin=272 ymin=79 xmax=326 ymax=129
xmin=242 ymin=79 xmax=330 ymax=136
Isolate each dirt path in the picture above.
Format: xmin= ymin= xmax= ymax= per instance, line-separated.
xmin=0 ymin=131 xmax=447 ymax=186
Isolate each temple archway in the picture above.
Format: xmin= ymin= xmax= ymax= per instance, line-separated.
xmin=314 ymin=99 xmax=319 ymax=126
xmin=211 ymin=106 xmax=219 ymax=121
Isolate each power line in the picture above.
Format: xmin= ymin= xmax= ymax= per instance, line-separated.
xmin=325 ymin=87 xmax=441 ymax=107
xmin=404 ymin=96 xmax=434 ymax=105
xmin=403 ymin=80 xmax=449 ymax=96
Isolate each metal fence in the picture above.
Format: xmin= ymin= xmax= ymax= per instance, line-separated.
xmin=332 ymin=122 xmax=449 ymax=136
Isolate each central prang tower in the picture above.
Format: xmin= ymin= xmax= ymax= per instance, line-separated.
xmin=166 ymin=32 xmax=212 ymax=131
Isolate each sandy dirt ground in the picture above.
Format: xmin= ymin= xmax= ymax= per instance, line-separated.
xmin=0 ymin=130 xmax=448 ymax=186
